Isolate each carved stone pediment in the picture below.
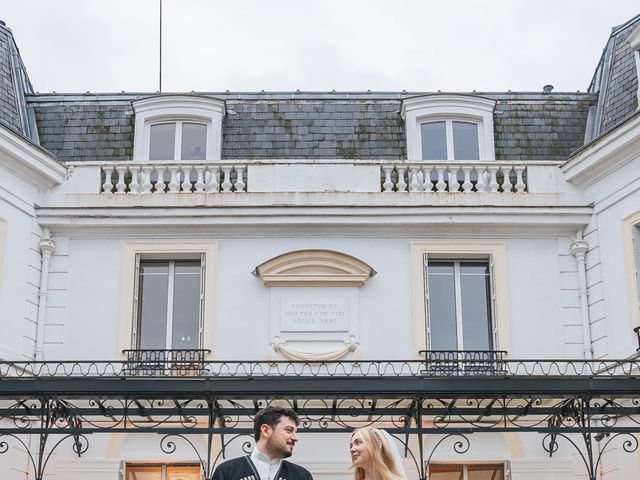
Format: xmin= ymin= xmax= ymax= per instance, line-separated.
xmin=254 ymin=249 xmax=375 ymax=287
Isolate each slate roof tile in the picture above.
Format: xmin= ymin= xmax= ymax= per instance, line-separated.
xmin=27 ymin=93 xmax=595 ymax=162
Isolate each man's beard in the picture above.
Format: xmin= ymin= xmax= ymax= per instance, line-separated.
xmin=266 ymin=439 xmax=293 ymax=459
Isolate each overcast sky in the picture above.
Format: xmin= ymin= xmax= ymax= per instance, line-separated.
xmin=2 ymin=0 xmax=639 ymax=94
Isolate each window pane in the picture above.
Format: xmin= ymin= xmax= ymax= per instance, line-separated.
xmin=127 ymin=466 xmax=162 ymax=480
xmin=421 ymin=121 xmax=447 ymax=160
xmin=167 ymin=465 xmax=201 ymax=480
xmin=181 ymin=123 xmax=207 ymax=160
xmin=460 ymin=262 xmax=492 ymax=350
xmin=427 ymin=262 xmax=458 ymax=349
xmin=429 ymin=465 xmax=464 ymax=480
xmin=468 ymin=464 xmax=504 ymax=480
xmin=452 ymin=121 xmax=479 ymax=160
xmin=138 ymin=263 xmax=169 ymax=349
xmin=172 ymin=262 xmax=202 ymax=349
xmin=149 ymin=123 xmax=176 ymax=160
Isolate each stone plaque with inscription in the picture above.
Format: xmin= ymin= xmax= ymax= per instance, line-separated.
xmin=281 ymin=297 xmax=349 ymax=332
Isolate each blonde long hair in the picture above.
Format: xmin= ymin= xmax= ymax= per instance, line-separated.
xmin=351 ymin=427 xmax=405 ymax=480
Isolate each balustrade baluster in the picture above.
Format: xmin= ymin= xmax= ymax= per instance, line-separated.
xmin=422 ymin=166 xmax=433 ymax=192
xmin=140 ymin=166 xmax=153 ymax=194
xmin=462 ymin=166 xmax=473 ymax=193
xmin=128 ymin=166 xmax=140 ymax=194
xmin=234 ymin=165 xmax=246 ymax=192
xmin=115 ymin=166 xmax=127 ymax=194
xmin=475 ymin=165 xmax=487 ymax=192
xmin=205 ymin=166 xmax=220 ymax=192
xmin=396 ymin=166 xmax=407 ymax=192
xmin=449 ymin=165 xmax=461 ymax=192
xmin=221 ymin=166 xmax=233 ymax=192
xmin=382 ymin=166 xmax=394 ymax=192
xmin=155 ymin=165 xmax=167 ymax=193
xmin=181 ymin=166 xmax=193 ymax=193
xmin=514 ymin=166 xmax=526 ymax=192
xmin=101 ymin=167 xmax=114 ymax=193
xmin=168 ymin=166 xmax=180 ymax=193
xmin=435 ymin=166 xmax=447 ymax=192
xmin=408 ymin=166 xmax=421 ymax=192
xmin=501 ymin=166 xmax=513 ymax=192
xmin=194 ymin=167 xmax=206 ymax=192
xmin=488 ymin=166 xmax=500 ymax=192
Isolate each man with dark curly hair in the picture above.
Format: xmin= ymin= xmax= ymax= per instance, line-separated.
xmin=212 ymin=405 xmax=313 ymax=480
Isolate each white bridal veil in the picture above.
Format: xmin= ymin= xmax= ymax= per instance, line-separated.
xmin=377 ymin=429 xmax=408 ymax=479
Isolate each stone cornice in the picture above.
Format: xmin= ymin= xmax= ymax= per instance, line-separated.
xmin=0 ymin=124 xmax=65 ymax=188
xmin=562 ymin=113 xmax=640 ymax=189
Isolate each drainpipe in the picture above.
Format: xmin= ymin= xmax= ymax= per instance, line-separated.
xmin=34 ymin=230 xmax=55 ymax=361
xmin=570 ymin=232 xmax=593 ymax=360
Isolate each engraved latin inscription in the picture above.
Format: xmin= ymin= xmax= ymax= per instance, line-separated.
xmin=281 ymin=297 xmax=349 ymax=332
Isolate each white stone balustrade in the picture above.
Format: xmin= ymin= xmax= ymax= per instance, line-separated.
xmin=380 ymin=162 xmax=528 ymax=193
xmin=101 ymin=163 xmax=247 ymax=194
xmin=50 ymin=160 xmax=565 ymax=196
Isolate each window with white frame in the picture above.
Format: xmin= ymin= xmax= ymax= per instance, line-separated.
xmin=132 ymin=95 xmax=226 ymax=162
xmin=149 ymin=121 xmax=208 ymax=160
xmin=425 ymin=257 xmax=495 ymax=351
xmin=421 ymin=119 xmax=480 ymax=160
xmin=126 ymin=463 xmax=200 ymax=480
xmin=401 ymin=94 xmax=496 ymax=161
xmin=410 ymin=242 xmax=510 ymax=357
xmin=429 ymin=463 xmax=505 ymax=480
xmin=633 ymin=224 xmax=640 ymax=310
xmin=132 ymin=255 xmax=205 ymax=351
xmin=118 ymin=241 xmax=217 ymax=364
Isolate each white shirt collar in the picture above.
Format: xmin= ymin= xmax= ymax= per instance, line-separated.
xmin=251 ymin=447 xmax=283 ymax=480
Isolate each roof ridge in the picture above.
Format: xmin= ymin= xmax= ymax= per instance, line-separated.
xmin=610 ymin=13 xmax=640 ymax=36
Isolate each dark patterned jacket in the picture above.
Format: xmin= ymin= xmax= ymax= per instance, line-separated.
xmin=212 ymin=456 xmax=313 ymax=480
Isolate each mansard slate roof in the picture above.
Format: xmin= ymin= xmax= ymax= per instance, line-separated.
xmin=588 ymin=14 xmax=640 ymax=139
xmin=27 ymin=91 xmax=596 ymax=162
xmin=2 ymin=15 xmax=640 ymax=163
xmin=0 ymin=21 xmax=33 ymax=139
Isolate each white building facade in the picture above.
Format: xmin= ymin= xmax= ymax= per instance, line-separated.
xmin=2 ymin=15 xmax=640 ymax=480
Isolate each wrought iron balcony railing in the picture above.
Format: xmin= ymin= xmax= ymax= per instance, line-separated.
xmin=121 ymin=349 xmax=211 ymax=376
xmin=1 ymin=357 xmax=640 ymax=379
xmin=419 ymin=350 xmax=507 ymax=376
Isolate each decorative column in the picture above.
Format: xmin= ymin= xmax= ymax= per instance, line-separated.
xmin=571 ymin=235 xmax=593 ymax=360
xmin=34 ymin=230 xmax=56 ymax=361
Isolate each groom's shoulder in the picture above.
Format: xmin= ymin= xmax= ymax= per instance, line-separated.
xmin=216 ymin=456 xmax=248 ymax=471
xmin=282 ymin=460 xmax=313 ymax=479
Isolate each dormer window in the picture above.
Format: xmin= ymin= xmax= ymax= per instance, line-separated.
xmin=402 ymin=94 xmax=496 ymax=161
xmin=132 ymin=95 xmax=226 ymax=162
xmin=149 ymin=121 xmax=207 ymax=160
xmin=421 ymin=120 xmax=480 ymax=160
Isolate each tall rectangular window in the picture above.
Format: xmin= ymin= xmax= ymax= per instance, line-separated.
xmin=426 ymin=259 xmax=494 ymax=351
xmin=429 ymin=463 xmax=505 ymax=480
xmin=633 ymin=225 xmax=640 ymax=305
xmin=134 ymin=258 xmax=204 ymax=350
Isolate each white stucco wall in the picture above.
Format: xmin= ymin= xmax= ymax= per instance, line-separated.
xmin=51 ymin=231 xmax=578 ymax=361
xmin=0 ymin=163 xmax=45 ymax=360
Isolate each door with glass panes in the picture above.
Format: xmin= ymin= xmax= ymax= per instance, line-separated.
xmin=132 ymin=255 xmax=205 ymax=369
xmin=425 ymin=257 xmax=497 ymax=367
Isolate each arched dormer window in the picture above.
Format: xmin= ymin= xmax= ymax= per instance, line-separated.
xmin=401 ymin=94 xmax=496 ymax=161
xmin=132 ymin=95 xmax=226 ymax=162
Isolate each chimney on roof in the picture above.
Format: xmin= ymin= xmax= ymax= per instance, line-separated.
xmin=543 ymin=84 xmax=554 ymax=93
